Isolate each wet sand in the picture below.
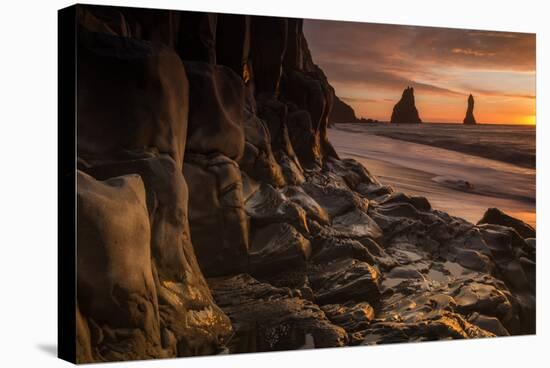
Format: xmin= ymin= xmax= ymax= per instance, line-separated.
xmin=328 ymin=126 xmax=536 ymax=227
xmin=342 ymin=122 xmax=536 ymax=169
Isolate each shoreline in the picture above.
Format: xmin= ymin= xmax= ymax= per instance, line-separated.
xmin=328 ymin=127 xmax=536 ymax=227
xmin=335 ymin=122 xmax=536 ymax=169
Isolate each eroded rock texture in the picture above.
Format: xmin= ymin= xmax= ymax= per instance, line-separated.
xmin=75 ymin=4 xmax=535 ymax=363
xmin=76 ymin=10 xmax=232 ymax=362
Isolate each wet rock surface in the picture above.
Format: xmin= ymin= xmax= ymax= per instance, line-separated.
xmin=249 ymin=222 xmax=311 ymax=276
xmin=478 ymin=207 xmax=536 ymax=239
xmin=308 ymin=258 xmax=381 ymax=305
xmin=208 ymin=274 xmax=348 ymax=352
xmin=74 ymin=4 xmax=536 ymax=363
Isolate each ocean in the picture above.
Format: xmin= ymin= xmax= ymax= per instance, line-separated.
xmin=328 ymin=123 xmax=536 ymax=227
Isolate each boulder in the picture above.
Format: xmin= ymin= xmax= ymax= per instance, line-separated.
xmin=477 ymin=225 xmax=535 ymax=333
xmin=249 ymin=223 xmax=312 ymax=276
xmin=303 ymin=171 xmax=369 ymax=219
xmin=77 ymin=171 xmax=163 ymax=361
xmin=332 ymin=209 xmax=384 ymax=244
xmin=377 ymin=192 xmax=431 ymax=212
xmin=245 ymin=183 xmax=308 ymax=232
xmin=468 ymin=313 xmax=510 ymax=336
xmin=309 ymin=234 xmax=392 ymax=268
xmin=208 ymin=274 xmax=348 ymax=352
xmin=321 ymin=302 xmax=375 ymax=333
xmin=325 ymin=157 xmax=381 ymax=191
xmin=282 ymin=186 xmax=329 ymax=225
xmin=308 ymin=258 xmax=381 ymax=305
xmin=477 ymin=207 xmax=535 ymax=239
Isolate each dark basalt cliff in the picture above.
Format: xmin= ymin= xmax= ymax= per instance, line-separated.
xmin=75 ymin=5 xmax=535 ymax=363
xmin=391 ymin=86 xmax=422 ymax=124
xmin=329 ymin=95 xmax=358 ymax=124
xmin=464 ymin=94 xmax=477 ymax=125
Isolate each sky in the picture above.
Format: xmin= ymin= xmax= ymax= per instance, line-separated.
xmin=303 ymin=20 xmax=536 ymax=124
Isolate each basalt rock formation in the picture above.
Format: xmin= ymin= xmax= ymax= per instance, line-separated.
xmin=478 ymin=207 xmax=535 ymax=239
xmin=329 ymin=94 xmax=358 ymax=124
xmin=391 ymin=86 xmax=422 ymax=124
xmin=74 ymin=5 xmax=535 ymax=363
xmin=463 ymin=94 xmax=477 ymax=125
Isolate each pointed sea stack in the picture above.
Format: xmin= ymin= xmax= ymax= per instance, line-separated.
xmin=463 ymin=94 xmax=477 ymax=125
xmin=391 ymin=87 xmax=421 ymax=124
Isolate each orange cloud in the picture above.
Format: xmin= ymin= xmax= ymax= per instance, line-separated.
xmin=304 ymin=20 xmax=535 ymax=124
xmin=451 ymin=48 xmax=496 ymax=57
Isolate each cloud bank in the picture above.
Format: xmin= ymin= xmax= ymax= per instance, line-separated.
xmin=303 ymin=20 xmax=535 ymax=123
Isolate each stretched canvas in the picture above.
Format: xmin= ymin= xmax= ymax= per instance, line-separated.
xmin=58 ymin=3 xmax=536 ymax=364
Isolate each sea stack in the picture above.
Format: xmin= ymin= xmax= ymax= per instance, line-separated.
xmin=463 ymin=94 xmax=477 ymax=125
xmin=391 ymin=86 xmax=422 ymax=124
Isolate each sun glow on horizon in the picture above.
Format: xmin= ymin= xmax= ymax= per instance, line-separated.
xmin=304 ymin=21 xmax=535 ymax=125
xmin=520 ymin=115 xmax=537 ymax=125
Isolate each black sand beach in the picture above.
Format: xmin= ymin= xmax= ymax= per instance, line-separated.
xmin=329 ymin=124 xmax=536 ymax=227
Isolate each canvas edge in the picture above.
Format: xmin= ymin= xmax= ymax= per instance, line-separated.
xmin=58 ymin=4 xmax=77 ymax=364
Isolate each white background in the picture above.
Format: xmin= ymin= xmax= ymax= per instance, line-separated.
xmin=0 ymin=0 xmax=547 ymax=366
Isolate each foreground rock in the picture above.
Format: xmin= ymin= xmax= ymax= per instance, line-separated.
xmin=308 ymin=258 xmax=381 ymax=305
xmin=77 ymin=172 xmax=165 ymax=361
xmin=463 ymin=94 xmax=477 ymax=125
xmin=478 ymin=207 xmax=535 ymax=239
xmin=76 ymin=11 xmax=233 ymax=361
xmin=390 ymin=87 xmax=422 ymax=124
xmin=74 ymin=4 xmax=536 ymax=362
xmin=208 ymin=274 xmax=348 ymax=352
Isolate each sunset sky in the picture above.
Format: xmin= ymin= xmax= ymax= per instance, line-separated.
xmin=304 ymin=21 xmax=536 ymax=124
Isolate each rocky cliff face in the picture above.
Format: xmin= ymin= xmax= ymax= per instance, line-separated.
xmin=464 ymin=94 xmax=477 ymax=125
xmin=75 ymin=5 xmax=535 ymax=363
xmin=391 ymin=86 xmax=422 ymax=124
xmin=329 ymin=95 xmax=358 ymax=124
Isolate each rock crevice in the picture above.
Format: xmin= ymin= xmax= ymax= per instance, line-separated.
xmin=74 ymin=5 xmax=536 ymax=363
